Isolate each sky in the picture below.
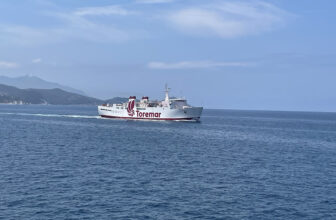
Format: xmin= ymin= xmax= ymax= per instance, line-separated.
xmin=0 ymin=0 xmax=335 ymax=111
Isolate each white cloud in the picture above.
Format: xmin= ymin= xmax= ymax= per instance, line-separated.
xmin=46 ymin=5 xmax=135 ymax=42
xmin=0 ymin=25 xmax=54 ymax=46
xmin=0 ymin=1 xmax=292 ymax=46
xmin=0 ymin=61 xmax=19 ymax=68
xmin=136 ymin=0 xmax=174 ymax=4
xmin=148 ymin=61 xmax=252 ymax=69
xmin=167 ymin=1 xmax=291 ymax=38
xmin=0 ymin=6 xmax=132 ymax=46
xmin=51 ymin=12 xmax=130 ymax=43
xmin=32 ymin=58 xmax=42 ymax=63
xmin=74 ymin=5 xmax=133 ymax=16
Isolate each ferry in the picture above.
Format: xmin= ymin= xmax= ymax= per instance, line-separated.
xmin=98 ymin=85 xmax=203 ymax=121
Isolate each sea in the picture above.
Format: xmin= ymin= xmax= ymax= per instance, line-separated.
xmin=0 ymin=104 xmax=336 ymax=219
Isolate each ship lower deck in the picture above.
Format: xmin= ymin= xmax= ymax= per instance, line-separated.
xmin=100 ymin=114 xmax=199 ymax=121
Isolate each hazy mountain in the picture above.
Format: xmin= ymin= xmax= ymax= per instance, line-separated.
xmin=0 ymin=84 xmax=102 ymax=105
xmin=0 ymin=75 xmax=85 ymax=95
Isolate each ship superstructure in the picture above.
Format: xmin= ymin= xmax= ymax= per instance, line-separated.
xmin=98 ymin=85 xmax=203 ymax=121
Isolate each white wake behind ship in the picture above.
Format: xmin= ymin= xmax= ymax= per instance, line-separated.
xmin=98 ymin=85 xmax=203 ymax=121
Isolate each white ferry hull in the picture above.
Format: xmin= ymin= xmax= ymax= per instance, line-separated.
xmin=98 ymin=85 xmax=203 ymax=121
xmin=98 ymin=106 xmax=203 ymax=121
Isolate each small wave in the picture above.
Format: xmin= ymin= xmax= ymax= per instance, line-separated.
xmin=0 ymin=112 xmax=100 ymax=119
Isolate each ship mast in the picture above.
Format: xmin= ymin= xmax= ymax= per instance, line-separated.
xmin=164 ymin=84 xmax=170 ymax=107
xmin=165 ymin=84 xmax=170 ymax=101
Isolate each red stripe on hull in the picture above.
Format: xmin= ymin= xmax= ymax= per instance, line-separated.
xmin=100 ymin=115 xmax=196 ymax=121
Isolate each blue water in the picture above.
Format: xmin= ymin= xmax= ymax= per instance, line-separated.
xmin=1 ymin=105 xmax=336 ymax=219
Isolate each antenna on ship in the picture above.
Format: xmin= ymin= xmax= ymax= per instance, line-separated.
xmin=164 ymin=83 xmax=171 ymax=108
xmin=165 ymin=83 xmax=170 ymax=102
